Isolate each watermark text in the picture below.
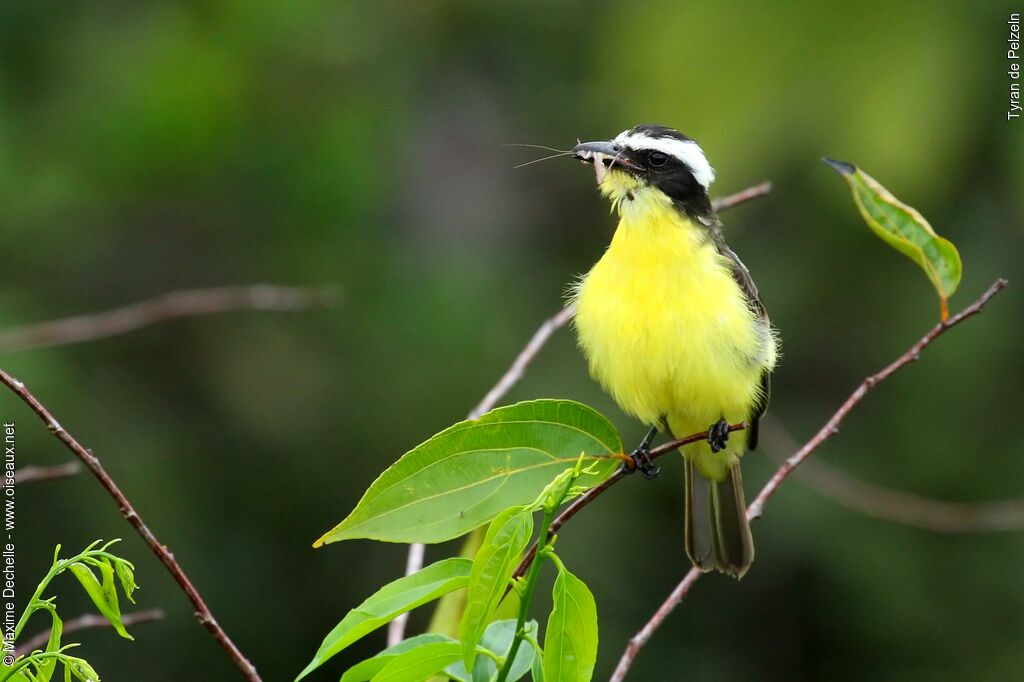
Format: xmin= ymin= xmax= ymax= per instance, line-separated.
xmin=2 ymin=421 xmax=14 ymax=665
xmin=1009 ymin=13 xmax=1021 ymax=120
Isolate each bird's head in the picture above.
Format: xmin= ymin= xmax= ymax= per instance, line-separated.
xmin=573 ymin=124 xmax=716 ymax=220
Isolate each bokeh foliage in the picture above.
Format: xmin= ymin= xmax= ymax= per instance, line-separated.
xmin=1 ymin=1 xmax=1021 ymax=680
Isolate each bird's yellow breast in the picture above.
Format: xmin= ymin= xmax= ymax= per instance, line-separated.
xmin=573 ymin=184 xmax=773 ymax=440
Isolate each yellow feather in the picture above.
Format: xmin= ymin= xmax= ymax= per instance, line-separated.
xmin=572 ymin=170 xmax=777 ymax=481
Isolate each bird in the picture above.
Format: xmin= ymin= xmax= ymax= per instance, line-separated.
xmin=569 ymin=124 xmax=777 ymax=578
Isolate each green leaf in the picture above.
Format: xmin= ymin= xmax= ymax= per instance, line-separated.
xmin=295 ymin=558 xmax=472 ymax=680
xmin=63 ymin=657 xmax=99 ymax=682
xmin=543 ymin=564 xmax=597 ymax=682
xmin=340 ymin=634 xmax=453 ymax=682
xmin=426 ymin=528 xmax=485 ymax=639
xmin=315 ymin=400 xmax=622 ymax=545
xmin=113 ymin=560 xmax=137 ymax=605
xmin=38 ymin=607 xmax=63 ymax=682
xmin=532 ymin=649 xmax=545 ymax=682
xmin=824 ymin=158 xmax=962 ymax=319
xmin=447 ymin=620 xmax=537 ymax=682
xmin=369 ymin=641 xmax=462 ymax=682
xmin=67 ymin=562 xmax=132 ymax=640
xmin=532 ymin=468 xmax=577 ymax=515
xmin=458 ymin=508 xmax=534 ymax=670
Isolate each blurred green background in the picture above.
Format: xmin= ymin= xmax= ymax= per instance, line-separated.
xmin=2 ymin=1 xmax=1022 ymax=680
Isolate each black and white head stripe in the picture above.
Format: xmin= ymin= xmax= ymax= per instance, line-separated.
xmin=614 ymin=125 xmax=715 ymax=189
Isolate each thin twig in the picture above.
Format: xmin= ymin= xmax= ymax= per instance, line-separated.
xmin=14 ymin=609 xmax=165 ymax=658
xmin=759 ymin=416 xmax=1024 ymax=533
xmin=390 ymin=181 xmax=775 ymax=645
xmin=13 ymin=462 xmax=81 ymax=484
xmin=612 ymin=565 xmax=703 ymax=680
xmin=383 ymin=543 xmax=428 ymax=644
xmin=747 ymin=279 xmax=1008 ymax=518
xmin=468 ymin=305 xmax=578 ymax=421
xmin=0 ymin=370 xmax=262 ymax=681
xmin=711 ymin=181 xmax=772 ymax=212
xmin=608 ymin=278 xmax=1008 ymax=682
xmin=0 ymin=285 xmax=340 ymax=354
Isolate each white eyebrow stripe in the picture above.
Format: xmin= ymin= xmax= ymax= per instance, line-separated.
xmin=614 ymin=130 xmax=716 ymax=189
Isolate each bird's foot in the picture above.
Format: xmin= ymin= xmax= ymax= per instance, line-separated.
xmin=707 ymin=418 xmax=730 ymax=453
xmin=627 ymin=444 xmax=661 ymax=479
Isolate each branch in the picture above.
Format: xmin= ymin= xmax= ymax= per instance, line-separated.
xmin=608 ymin=278 xmax=1008 ymax=682
xmin=13 ymin=462 xmax=81 ymax=484
xmin=388 ymin=181 xmax=775 ymax=645
xmin=711 ymin=181 xmax=772 ymax=212
xmin=14 ymin=609 xmax=164 ymax=658
xmin=468 ymin=304 xmax=578 ymax=420
xmin=759 ymin=416 xmax=1024 ymax=533
xmin=0 ymin=284 xmax=340 ymax=354
xmin=0 ymin=370 xmax=262 ymax=681
xmin=746 ymin=279 xmax=1007 ymax=518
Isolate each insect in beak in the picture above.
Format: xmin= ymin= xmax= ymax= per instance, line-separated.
xmin=572 ymin=140 xmax=637 ymax=183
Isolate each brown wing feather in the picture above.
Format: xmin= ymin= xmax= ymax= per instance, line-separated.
xmin=707 ymin=221 xmax=772 ymax=450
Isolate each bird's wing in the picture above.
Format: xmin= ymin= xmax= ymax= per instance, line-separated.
xmin=709 ymin=225 xmax=772 ymax=450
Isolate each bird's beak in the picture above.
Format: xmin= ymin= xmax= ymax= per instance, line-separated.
xmin=573 ymin=140 xmax=620 ymax=158
xmin=572 ymin=140 xmax=638 ymax=183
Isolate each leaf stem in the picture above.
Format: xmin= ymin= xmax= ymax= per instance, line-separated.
xmin=496 ymin=467 xmax=579 ymax=682
xmin=475 ymin=645 xmax=504 ymax=666
xmin=495 ymin=464 xmax=585 ymax=679
xmin=0 ymin=650 xmax=84 ymax=682
xmin=12 ymin=543 xmax=125 ymax=640
xmin=521 ymin=630 xmax=543 ymax=660
xmin=12 ymin=564 xmax=56 ymax=641
xmin=494 ymin=505 xmax=554 ymax=682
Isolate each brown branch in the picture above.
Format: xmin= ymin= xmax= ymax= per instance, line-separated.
xmin=468 ymin=304 xmax=578 ymax=420
xmin=613 ymin=565 xmax=702 ymax=679
xmin=0 ymin=284 xmax=340 ymax=354
xmin=0 ymin=370 xmax=262 ymax=681
xmin=608 ymin=278 xmax=1008 ymax=682
xmin=13 ymin=462 xmax=81 ymax=484
xmin=389 ymin=181 xmax=774 ymax=645
xmin=14 ymin=609 xmax=165 ymax=658
xmin=746 ymin=278 xmax=1007 ymax=519
xmin=759 ymin=416 xmax=1024 ymax=533
xmin=711 ymin=181 xmax=772 ymax=212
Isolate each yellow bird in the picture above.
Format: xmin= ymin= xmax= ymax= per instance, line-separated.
xmin=570 ymin=125 xmax=778 ymax=578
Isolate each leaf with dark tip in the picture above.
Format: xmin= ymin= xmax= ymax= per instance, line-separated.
xmin=824 ymin=158 xmax=962 ymax=319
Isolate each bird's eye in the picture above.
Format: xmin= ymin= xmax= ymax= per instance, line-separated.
xmin=648 ymin=151 xmax=669 ymax=167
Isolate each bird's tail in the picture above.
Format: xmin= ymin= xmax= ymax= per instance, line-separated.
xmin=684 ymin=460 xmax=754 ymax=579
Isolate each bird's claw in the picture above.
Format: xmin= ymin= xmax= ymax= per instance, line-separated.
xmin=707 ymin=418 xmax=730 ymax=453
xmin=628 ymin=445 xmax=661 ymax=479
